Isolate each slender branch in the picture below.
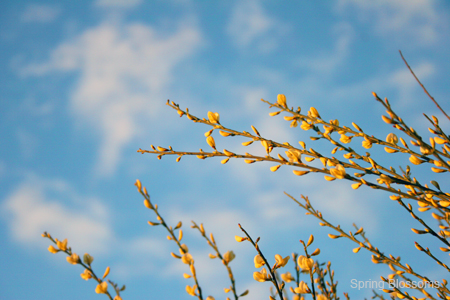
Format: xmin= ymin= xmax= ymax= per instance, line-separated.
xmin=399 ymin=50 xmax=450 ymax=122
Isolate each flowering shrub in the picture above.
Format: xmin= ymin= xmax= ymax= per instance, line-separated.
xmin=43 ymin=58 xmax=450 ymax=300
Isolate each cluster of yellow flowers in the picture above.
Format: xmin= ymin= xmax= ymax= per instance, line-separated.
xmin=135 ymin=91 xmax=450 ymax=299
xmin=44 ymin=82 xmax=450 ymax=299
xmin=138 ymin=174 xmax=337 ymax=299
xmin=42 ymin=232 xmax=124 ymax=300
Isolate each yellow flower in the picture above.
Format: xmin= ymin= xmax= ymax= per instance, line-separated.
xmin=297 ymin=255 xmax=314 ymax=271
xmin=274 ymin=254 xmax=289 ymax=268
xmin=277 ymin=94 xmax=287 ymax=108
xmin=206 ymin=297 xmax=215 ymax=300
xmin=180 ymin=244 xmax=189 ymax=254
xmin=254 ymin=254 xmax=265 ymax=268
xmin=114 ymin=296 xmax=122 ymax=300
xmin=102 ymin=266 xmax=110 ymax=279
xmin=409 ymin=155 xmax=425 ymax=165
xmin=434 ymin=136 xmax=447 ymax=144
xmin=135 ymin=179 xmax=142 ymax=192
xmin=83 ymin=253 xmax=94 ymax=265
xmin=206 ymin=136 xmax=216 ymax=150
xmin=253 ymin=268 xmax=270 ymax=282
xmin=339 ymin=134 xmax=352 ymax=144
xmin=294 ymin=281 xmax=310 ymax=294
xmin=362 ymin=140 xmax=372 ymax=149
xmin=66 ymin=253 xmax=80 ymax=265
xmin=235 ymin=235 xmax=246 ymax=242
xmin=182 ymin=253 xmax=193 ymax=264
xmin=48 ymin=245 xmax=59 ymax=254
xmin=300 ymin=121 xmax=313 ymax=131
xmin=95 ymin=281 xmax=108 ymax=294
xmin=316 ymin=295 xmax=328 ymax=300
xmin=286 ymin=149 xmax=301 ymax=163
xmin=223 ymin=251 xmax=235 ymax=264
xmin=80 ymin=269 xmax=92 ymax=280
xmin=309 ymin=107 xmax=320 ymax=118
xmin=386 ymin=133 xmax=398 ymax=144
xmin=281 ymin=272 xmax=295 ymax=282
xmin=186 ymin=285 xmax=197 ymax=296
xmin=56 ymin=238 xmax=68 ymax=251
xmin=207 ymin=111 xmax=220 ymax=124
xmin=330 ymin=164 xmax=346 ymax=179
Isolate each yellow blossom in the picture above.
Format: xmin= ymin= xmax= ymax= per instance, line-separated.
xmin=135 ymin=179 xmax=142 ymax=192
xmin=286 ymin=149 xmax=301 ymax=163
xmin=254 ymin=254 xmax=265 ymax=268
xmin=300 ymin=121 xmax=313 ymax=131
xmin=352 ymin=183 xmax=362 ymax=189
xmin=182 ymin=253 xmax=193 ymax=264
xmin=206 ymin=297 xmax=215 ymax=300
xmin=270 ymin=165 xmax=281 ymax=172
xmin=180 ymin=244 xmax=189 ymax=254
xmin=83 ymin=253 xmax=94 ymax=265
xmin=297 ymin=255 xmax=314 ymax=271
xmin=294 ymin=281 xmax=310 ymax=294
xmin=330 ymin=164 xmax=346 ymax=179
xmin=317 ymin=295 xmax=328 ymax=300
xmin=206 ymin=136 xmax=216 ymax=150
xmin=362 ymin=140 xmax=372 ymax=149
xmin=66 ymin=253 xmax=80 ymax=265
xmin=386 ymin=133 xmax=398 ymax=144
xmin=274 ymin=254 xmax=290 ymax=268
xmin=309 ymin=107 xmax=320 ymax=118
xmin=56 ymin=238 xmax=68 ymax=251
xmin=186 ymin=285 xmax=197 ymax=296
xmin=207 ymin=111 xmax=220 ymax=124
xmin=409 ymin=155 xmax=425 ymax=165
xmin=293 ymin=170 xmax=309 ymax=176
xmin=223 ymin=251 xmax=235 ymax=264
xmin=48 ymin=245 xmax=59 ymax=254
xmin=102 ymin=266 xmax=110 ymax=279
xmin=340 ymin=134 xmax=352 ymax=144
xmin=281 ymin=272 xmax=295 ymax=282
xmin=434 ymin=136 xmax=447 ymax=144
xmin=277 ymin=94 xmax=287 ymax=108
xmin=114 ymin=296 xmax=122 ymax=300
xmin=95 ymin=281 xmax=108 ymax=294
xmin=80 ymin=269 xmax=92 ymax=280
xmin=253 ymin=268 xmax=270 ymax=282
xmin=235 ymin=235 xmax=246 ymax=242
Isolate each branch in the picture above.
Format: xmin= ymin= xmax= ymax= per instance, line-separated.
xmin=399 ymin=50 xmax=450 ymax=122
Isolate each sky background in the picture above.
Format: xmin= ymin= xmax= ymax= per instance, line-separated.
xmin=1 ymin=1 xmax=450 ymax=299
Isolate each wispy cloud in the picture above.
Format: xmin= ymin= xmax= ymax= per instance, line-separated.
xmin=295 ymin=22 xmax=354 ymax=76
xmin=95 ymin=0 xmax=143 ymax=8
xmin=21 ymin=20 xmax=203 ymax=176
xmin=21 ymin=4 xmax=60 ymax=23
xmin=337 ymin=0 xmax=444 ymax=45
xmin=1 ymin=175 xmax=113 ymax=253
xmin=227 ymin=0 xmax=287 ymax=53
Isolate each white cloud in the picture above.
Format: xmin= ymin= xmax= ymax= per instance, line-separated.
xmin=21 ymin=4 xmax=60 ymax=23
xmin=227 ymin=0 xmax=287 ymax=53
xmin=1 ymin=175 xmax=113 ymax=253
xmin=21 ymin=21 xmax=202 ymax=176
xmin=16 ymin=128 xmax=39 ymax=159
xmin=295 ymin=22 xmax=354 ymax=75
xmin=337 ymin=0 xmax=442 ymax=45
xmin=95 ymin=0 xmax=143 ymax=7
xmin=389 ymin=61 xmax=435 ymax=106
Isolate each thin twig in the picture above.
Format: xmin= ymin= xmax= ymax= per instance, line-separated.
xmin=399 ymin=50 xmax=450 ymax=122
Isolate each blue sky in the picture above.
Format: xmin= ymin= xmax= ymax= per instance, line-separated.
xmin=1 ymin=1 xmax=450 ymax=299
